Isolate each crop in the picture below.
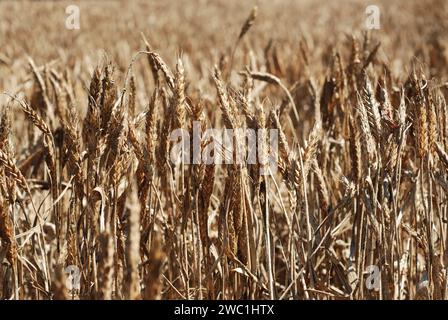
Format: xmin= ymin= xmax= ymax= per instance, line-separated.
xmin=0 ymin=0 xmax=448 ymax=300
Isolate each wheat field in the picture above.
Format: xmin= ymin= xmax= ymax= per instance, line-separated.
xmin=1 ymin=0 xmax=448 ymax=300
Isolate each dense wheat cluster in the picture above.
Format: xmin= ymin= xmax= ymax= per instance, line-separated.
xmin=1 ymin=0 xmax=448 ymax=300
